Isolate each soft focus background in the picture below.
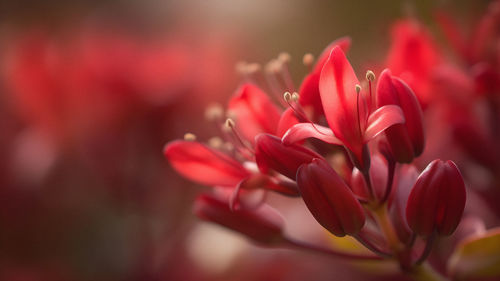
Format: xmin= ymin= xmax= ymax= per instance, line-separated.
xmin=0 ymin=1 xmax=491 ymax=280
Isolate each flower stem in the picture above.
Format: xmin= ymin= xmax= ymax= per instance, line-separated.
xmin=283 ymin=238 xmax=383 ymax=261
xmin=409 ymin=262 xmax=448 ymax=281
xmin=372 ymin=203 xmax=402 ymax=253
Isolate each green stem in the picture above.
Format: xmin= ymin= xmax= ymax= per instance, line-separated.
xmin=372 ymin=203 xmax=402 ymax=253
xmin=410 ymin=262 xmax=448 ymax=281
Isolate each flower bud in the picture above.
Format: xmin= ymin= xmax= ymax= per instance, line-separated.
xmin=377 ymin=69 xmax=425 ymax=163
xmin=255 ymin=133 xmax=321 ymax=180
xmin=297 ymin=158 xmax=365 ymax=237
xmin=194 ymin=194 xmax=285 ymax=245
xmin=406 ymin=160 xmax=466 ymax=237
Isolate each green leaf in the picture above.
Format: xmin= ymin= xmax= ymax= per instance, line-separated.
xmin=448 ymin=227 xmax=500 ymax=280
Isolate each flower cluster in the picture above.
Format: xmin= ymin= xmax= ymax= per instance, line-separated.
xmin=164 ymin=38 xmax=468 ymax=277
xmin=165 ymin=2 xmax=500 ymax=280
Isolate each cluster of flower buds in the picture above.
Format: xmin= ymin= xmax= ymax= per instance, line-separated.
xmin=165 ymin=36 xmax=468 ymax=279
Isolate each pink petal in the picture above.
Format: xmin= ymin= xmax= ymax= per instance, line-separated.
xmin=282 ymin=123 xmax=343 ymax=146
xmin=364 ymin=105 xmax=405 ymax=142
xmin=228 ymin=83 xmax=281 ymax=143
xmin=164 ymin=140 xmax=250 ymax=187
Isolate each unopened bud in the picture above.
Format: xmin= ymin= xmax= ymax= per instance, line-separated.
xmin=297 ymin=158 xmax=366 ymax=237
xmin=406 ymin=159 xmax=466 ymax=237
xmin=194 ymin=194 xmax=286 ymax=245
xmin=376 ymin=69 xmax=425 ymax=163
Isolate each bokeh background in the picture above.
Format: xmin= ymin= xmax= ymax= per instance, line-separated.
xmin=0 ymin=1 xmax=491 ymax=280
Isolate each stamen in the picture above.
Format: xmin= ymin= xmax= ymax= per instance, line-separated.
xmin=184 ymin=133 xmax=197 ymax=141
xmin=366 ymin=70 xmax=375 ymax=113
xmin=303 ymin=53 xmax=314 ymax=71
xmin=355 ymin=84 xmax=363 ymax=137
xmin=205 ymin=103 xmax=224 ymax=121
xmin=224 ymin=118 xmax=255 ymax=154
xmin=277 ymin=52 xmax=296 ymax=93
xmin=355 ymin=84 xmax=362 ymax=94
xmin=291 ymin=92 xmax=300 ymax=102
xmin=283 ymin=91 xmax=292 ymax=102
xmin=366 ymin=70 xmax=375 ymax=81
xmin=208 ymin=137 xmax=223 ymax=149
xmin=225 ymin=118 xmax=236 ymax=129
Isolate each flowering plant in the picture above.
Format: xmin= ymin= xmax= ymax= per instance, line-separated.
xmin=165 ymin=3 xmax=500 ymax=280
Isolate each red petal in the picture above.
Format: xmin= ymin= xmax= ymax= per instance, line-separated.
xmin=319 ymin=46 xmax=365 ymax=151
xmin=255 ymin=133 xmax=321 ymax=180
xmin=299 ymin=37 xmax=351 ymax=118
xmin=282 ymin=123 xmax=342 ymax=146
xmin=314 ymin=36 xmax=352 ymax=73
xmin=364 ymin=105 xmax=405 ymax=142
xmin=298 ymin=72 xmax=323 ymax=117
xmin=385 ymin=19 xmax=440 ymax=107
xmin=388 ymin=164 xmax=419 ymax=244
xmin=228 ymin=83 xmax=281 ymax=143
xmin=406 ymin=160 xmax=466 ymax=237
xmin=164 ymin=140 xmax=250 ymax=187
xmin=297 ymin=158 xmax=365 ymax=237
xmin=376 ymin=69 xmax=425 ymax=162
xmin=276 ymin=108 xmax=299 ymax=137
xmin=194 ymin=193 xmax=285 ymax=245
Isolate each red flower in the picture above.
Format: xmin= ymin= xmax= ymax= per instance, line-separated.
xmin=385 ymin=19 xmax=440 ymax=108
xmin=296 ymin=158 xmax=365 ymax=237
xmin=194 ymin=193 xmax=285 ymax=245
xmin=376 ymin=69 xmax=425 ymax=163
xmin=255 ymin=133 xmax=321 ymax=180
xmin=298 ymin=37 xmax=351 ymax=119
xmin=406 ymin=159 xmax=466 ymax=237
xmin=164 ymin=140 xmax=250 ymax=187
xmin=228 ymin=84 xmax=282 ymax=143
xmin=283 ymin=47 xmax=405 ymax=171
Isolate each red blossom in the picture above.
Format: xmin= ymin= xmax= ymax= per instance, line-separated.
xmin=406 ymin=159 xmax=466 ymax=237
xmin=296 ymin=158 xmax=365 ymax=237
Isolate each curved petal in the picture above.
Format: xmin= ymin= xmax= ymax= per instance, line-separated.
xmin=299 ymin=37 xmax=352 ymax=118
xmin=282 ymin=123 xmax=343 ymax=146
xmin=276 ymin=107 xmax=299 ymax=137
xmin=319 ymin=46 xmax=366 ymax=148
xmin=164 ymin=140 xmax=250 ymax=187
xmin=298 ymin=72 xmax=323 ymax=116
xmin=255 ymin=133 xmax=321 ymax=180
xmin=314 ymin=36 xmax=352 ymax=73
xmin=228 ymin=83 xmax=281 ymax=143
xmin=364 ymin=105 xmax=405 ymax=142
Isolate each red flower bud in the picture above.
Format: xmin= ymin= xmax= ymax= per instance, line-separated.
xmin=255 ymin=133 xmax=321 ymax=180
xmin=193 ymin=194 xmax=285 ymax=245
xmin=296 ymin=158 xmax=365 ymax=237
xmin=406 ymin=160 xmax=466 ymax=237
xmin=377 ymin=69 xmax=425 ymax=163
